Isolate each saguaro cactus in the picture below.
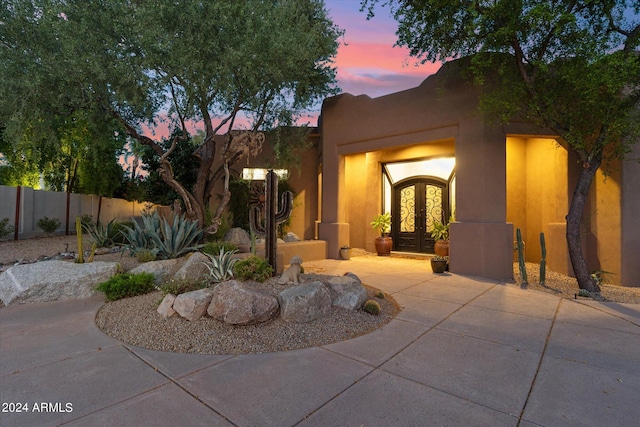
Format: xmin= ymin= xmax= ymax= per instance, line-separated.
xmin=249 ymin=170 xmax=293 ymax=274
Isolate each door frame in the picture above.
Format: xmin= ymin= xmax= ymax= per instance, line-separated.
xmin=391 ymin=176 xmax=450 ymax=253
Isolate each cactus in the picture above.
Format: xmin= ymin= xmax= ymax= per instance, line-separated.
xmin=363 ymin=299 xmax=381 ymax=315
xmin=539 ymin=232 xmax=546 ymax=286
xmin=76 ymin=216 xmax=84 ymax=263
xmin=516 ymin=228 xmax=527 ymax=285
xmin=249 ymin=170 xmax=293 ymax=275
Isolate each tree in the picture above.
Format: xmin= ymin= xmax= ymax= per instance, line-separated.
xmin=363 ymin=0 xmax=640 ymax=292
xmin=1 ymin=0 xmax=341 ymax=234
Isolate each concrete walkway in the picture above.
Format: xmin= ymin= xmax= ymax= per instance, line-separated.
xmin=1 ymin=256 xmax=639 ymax=427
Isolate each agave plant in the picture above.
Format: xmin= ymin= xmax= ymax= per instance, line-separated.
xmin=201 ymin=249 xmax=239 ymax=283
xmin=120 ymin=214 xmax=159 ymax=256
xmin=83 ymin=217 xmax=120 ymax=248
xmin=148 ymin=213 xmax=204 ymax=259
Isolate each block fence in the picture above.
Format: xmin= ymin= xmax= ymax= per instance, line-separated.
xmin=0 ymin=185 xmax=163 ymax=240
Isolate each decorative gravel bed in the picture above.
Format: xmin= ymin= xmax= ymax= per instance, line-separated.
xmin=95 ymin=278 xmax=399 ymax=355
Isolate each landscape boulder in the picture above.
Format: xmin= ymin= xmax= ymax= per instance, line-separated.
xmin=157 ymin=293 xmax=177 ymax=319
xmin=173 ymin=251 xmax=209 ymax=281
xmin=207 ymin=280 xmax=279 ymax=325
xmin=0 ymin=260 xmax=120 ymax=305
xmin=129 ymin=259 xmax=181 ymax=284
xmin=283 ymin=232 xmax=301 ymax=242
xmin=173 ymin=288 xmax=215 ymax=321
xmin=323 ymin=275 xmax=367 ymax=310
xmin=223 ymin=228 xmax=251 ymax=246
xmin=278 ymin=281 xmax=331 ymax=323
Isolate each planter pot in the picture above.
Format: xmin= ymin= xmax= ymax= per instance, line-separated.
xmin=340 ymin=248 xmax=351 ymax=260
xmin=374 ymin=236 xmax=393 ymax=256
xmin=431 ymin=259 xmax=448 ymax=273
xmin=434 ymin=239 xmax=450 ymax=257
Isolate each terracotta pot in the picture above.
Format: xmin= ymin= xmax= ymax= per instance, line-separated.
xmin=375 ymin=236 xmax=393 ymax=256
xmin=431 ymin=259 xmax=448 ymax=273
xmin=434 ymin=239 xmax=449 ymax=257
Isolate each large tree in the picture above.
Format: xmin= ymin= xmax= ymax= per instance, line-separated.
xmin=1 ymin=0 xmax=341 ymax=233
xmin=364 ymin=0 xmax=640 ymax=292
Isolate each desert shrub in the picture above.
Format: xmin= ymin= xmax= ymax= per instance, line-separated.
xmin=363 ymin=299 xmax=381 ymax=315
xmin=374 ymin=291 xmax=385 ymax=299
xmin=0 ymin=218 xmax=14 ymax=240
xmin=96 ymin=272 xmax=156 ymax=301
xmin=202 ymin=249 xmax=239 ymax=283
xmin=136 ymin=249 xmax=157 ymax=263
xmin=203 ymin=240 xmax=239 ymax=256
xmin=233 ymin=255 xmax=273 ymax=282
xmin=37 ymin=216 xmax=61 ymax=234
xmin=159 ymin=278 xmax=208 ymax=296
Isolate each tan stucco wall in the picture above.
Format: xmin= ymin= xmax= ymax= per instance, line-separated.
xmin=621 ymin=142 xmax=640 ymax=286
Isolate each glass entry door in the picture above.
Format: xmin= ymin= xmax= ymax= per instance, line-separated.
xmin=392 ymin=178 xmax=448 ymax=253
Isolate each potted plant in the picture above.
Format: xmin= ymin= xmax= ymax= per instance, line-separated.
xmin=370 ymin=212 xmax=392 ymax=256
xmin=430 ymin=255 xmax=448 ymax=273
xmin=430 ymin=219 xmax=449 ymax=257
xmin=339 ymin=245 xmax=351 ymax=260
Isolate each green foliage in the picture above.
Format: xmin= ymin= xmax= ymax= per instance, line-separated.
xmin=203 ymin=241 xmax=239 ymax=256
xmin=148 ymin=214 xmax=204 ymax=259
xmin=96 ymin=272 xmax=156 ymax=301
xmin=0 ymin=218 xmax=14 ymax=240
xmin=374 ymin=291 xmax=385 ymax=299
xmin=37 ymin=216 xmax=61 ymax=234
xmin=430 ymin=220 xmax=449 ymax=241
xmin=82 ymin=217 xmax=121 ymax=248
xmin=233 ymin=255 xmax=273 ymax=282
xmin=516 ymin=228 xmax=528 ymax=285
xmin=370 ymin=212 xmax=391 ymax=234
xmin=202 ymin=249 xmax=239 ymax=283
xmin=159 ymin=278 xmax=208 ymax=296
xmin=120 ymin=214 xmax=159 ymax=256
xmin=136 ymin=249 xmax=157 ymax=263
xmin=363 ymin=299 xmax=381 ymax=315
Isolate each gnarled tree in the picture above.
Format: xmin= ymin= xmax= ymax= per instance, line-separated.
xmin=1 ymin=0 xmax=342 ymax=234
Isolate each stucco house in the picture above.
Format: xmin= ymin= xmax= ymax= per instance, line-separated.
xmin=236 ymin=58 xmax=640 ymax=287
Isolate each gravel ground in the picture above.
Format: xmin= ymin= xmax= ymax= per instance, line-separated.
xmin=2 ymin=235 xmax=638 ymax=356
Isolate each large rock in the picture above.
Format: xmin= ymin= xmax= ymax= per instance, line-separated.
xmin=173 ymin=252 xmax=209 ymax=282
xmin=207 ymin=280 xmax=279 ymax=325
xmin=223 ymin=227 xmax=251 ymax=246
xmin=173 ymin=288 xmax=215 ymax=321
xmin=278 ymin=281 xmax=331 ymax=323
xmin=157 ymin=293 xmax=177 ymax=319
xmin=0 ymin=260 xmax=120 ymax=305
xmin=129 ymin=259 xmax=181 ymax=284
xmin=323 ymin=275 xmax=368 ymax=310
xmin=283 ymin=232 xmax=301 ymax=242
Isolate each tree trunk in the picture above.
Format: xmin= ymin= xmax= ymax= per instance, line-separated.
xmin=566 ymin=157 xmax=601 ymax=293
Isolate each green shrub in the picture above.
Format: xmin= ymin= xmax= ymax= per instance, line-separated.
xmin=96 ymin=272 xmax=156 ymax=301
xmin=363 ymin=299 xmax=381 ymax=315
xmin=233 ymin=255 xmax=273 ymax=282
xmin=374 ymin=291 xmax=385 ymax=299
xmin=203 ymin=240 xmax=239 ymax=256
xmin=136 ymin=249 xmax=157 ymax=263
xmin=37 ymin=216 xmax=61 ymax=234
xmin=0 ymin=218 xmax=14 ymax=240
xmin=202 ymin=249 xmax=239 ymax=283
xmin=159 ymin=278 xmax=208 ymax=296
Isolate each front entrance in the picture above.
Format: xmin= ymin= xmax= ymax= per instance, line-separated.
xmin=392 ymin=178 xmax=449 ymax=253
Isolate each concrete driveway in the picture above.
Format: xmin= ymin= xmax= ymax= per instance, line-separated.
xmin=1 ymin=256 xmax=639 ymax=426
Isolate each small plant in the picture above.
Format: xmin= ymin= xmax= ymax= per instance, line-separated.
xmin=590 ymin=270 xmax=614 ymax=286
xmin=37 ymin=216 xmax=61 ymax=234
xmin=370 ymin=212 xmax=391 ymax=235
xmin=363 ymin=299 xmax=381 ymax=315
xmin=233 ymin=255 xmax=273 ymax=282
xmin=203 ymin=240 xmax=239 ymax=256
xmin=431 ymin=255 xmax=449 ymax=262
xmin=374 ymin=291 xmax=385 ymax=299
xmin=430 ymin=220 xmax=449 ymax=241
xmin=96 ymin=272 xmax=156 ymax=301
xmin=136 ymin=249 xmax=158 ymax=263
xmin=83 ymin=217 xmax=121 ymax=248
xmin=202 ymin=249 xmax=239 ymax=283
xmin=159 ymin=278 xmax=208 ymax=296
xmin=75 ymin=216 xmax=84 ymax=263
xmin=0 ymin=218 xmax=14 ymax=240
xmin=120 ymin=215 xmax=158 ymax=256
xmin=80 ymin=214 xmax=93 ymax=229
xmin=147 ymin=213 xmax=204 ymax=259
